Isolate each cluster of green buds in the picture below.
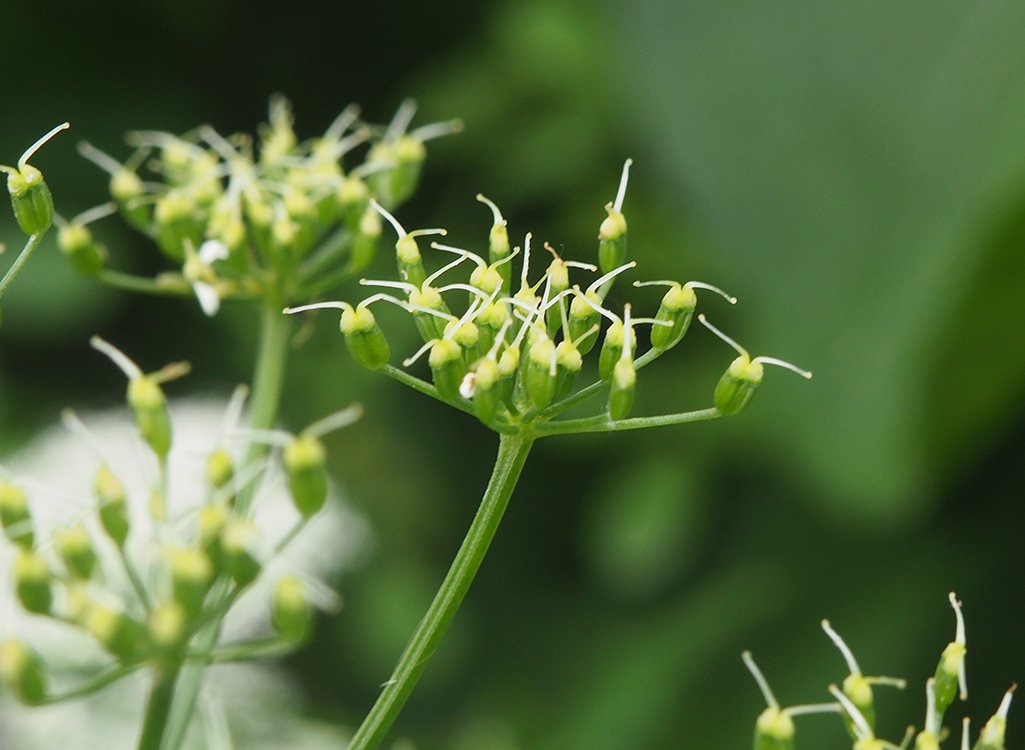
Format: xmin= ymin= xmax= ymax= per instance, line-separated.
xmin=745 ymin=593 xmax=1015 ymax=750
xmin=0 ymin=338 xmax=355 ymax=708
xmin=286 ymin=161 xmax=811 ymax=437
xmin=70 ymin=97 xmax=460 ymax=314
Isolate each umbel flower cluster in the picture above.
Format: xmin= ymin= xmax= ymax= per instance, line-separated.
xmin=745 ymin=593 xmax=1015 ymax=750
xmin=65 ymin=97 xmax=460 ymax=314
xmin=288 ymin=160 xmax=811 ymax=435
xmin=0 ymin=336 xmax=357 ymax=709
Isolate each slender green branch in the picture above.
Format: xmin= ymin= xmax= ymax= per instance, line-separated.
xmin=347 ymin=432 xmax=535 ymax=749
xmin=116 ymin=544 xmax=153 ymax=614
xmin=380 ymin=364 xmax=478 ymax=418
xmin=136 ymin=665 xmax=181 ymax=750
xmin=97 ymin=269 xmax=191 ymax=297
xmin=0 ymin=232 xmax=45 ymax=301
xmin=189 ymin=636 xmax=297 ymax=665
xmin=534 ymin=406 xmax=722 ymax=437
xmin=36 ymin=663 xmax=142 ymax=705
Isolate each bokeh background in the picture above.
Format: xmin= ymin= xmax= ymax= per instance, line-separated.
xmin=2 ymin=0 xmax=1024 ymax=747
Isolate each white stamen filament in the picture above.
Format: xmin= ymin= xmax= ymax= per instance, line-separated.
xmin=822 ymin=619 xmax=862 ymax=676
xmin=476 ymin=193 xmax=506 ymax=226
xmin=360 ymin=277 xmax=418 ymax=296
xmin=586 ymin=261 xmax=636 ymax=295
xmin=386 ymin=99 xmax=417 ymax=142
xmin=409 ymin=119 xmax=464 ymax=143
xmin=925 ymin=678 xmax=939 ymax=735
xmin=520 ymin=233 xmax=533 ymax=291
xmin=77 ymin=142 xmax=125 ymax=175
xmin=572 ymin=286 xmax=621 ymax=325
xmin=323 ymin=104 xmax=361 ymax=142
xmin=369 ymin=198 xmax=406 ymax=238
xmin=71 ymin=202 xmax=118 ymax=227
xmin=612 ymin=158 xmax=633 ymax=213
xmin=283 ymin=301 xmax=351 ymax=315
xmin=697 ymin=314 xmax=749 ymax=359
xmin=828 ymin=684 xmax=872 ymax=739
xmin=742 ymin=651 xmax=779 ymax=710
xmin=304 ymin=404 xmax=363 ymax=439
xmin=20 ymin=122 xmax=70 ymax=169
xmin=753 ymin=356 xmax=813 ymax=380
xmin=687 ymin=281 xmax=737 ymax=304
xmin=90 ymin=336 xmax=143 ymax=380
xmin=431 ymin=241 xmax=488 ymax=271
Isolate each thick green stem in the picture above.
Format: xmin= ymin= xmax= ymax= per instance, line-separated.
xmin=157 ymin=302 xmax=292 ymax=750
xmin=136 ymin=665 xmax=181 ymax=750
xmin=347 ymin=431 xmax=535 ymax=750
xmin=0 ymin=232 xmax=45 ymax=302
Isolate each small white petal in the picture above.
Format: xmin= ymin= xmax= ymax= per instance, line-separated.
xmin=198 ymin=238 xmax=230 ymax=264
xmin=194 ymin=281 xmax=221 ymax=316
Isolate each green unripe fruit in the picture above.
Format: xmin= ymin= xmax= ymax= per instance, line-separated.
xmin=197 ymin=504 xmax=229 ymax=563
xmin=95 ymin=465 xmax=130 ymax=547
xmin=58 ymin=222 xmax=107 ymax=276
xmin=429 ymin=338 xmax=466 ymax=401
xmin=0 ymin=480 xmax=34 ymax=549
xmin=221 ymin=520 xmax=261 ymax=588
xmin=651 ymin=284 xmax=697 ymax=350
xmin=932 ymin=640 xmax=965 ymax=719
xmin=54 ymin=524 xmax=97 ymax=580
xmin=206 ymin=448 xmax=235 ymax=491
xmin=128 ymin=376 xmax=172 ymax=458
xmin=471 ymin=358 xmax=502 ymax=426
xmin=598 ymin=320 xmax=625 ymax=380
xmin=6 ymin=165 xmax=54 ymax=235
xmin=554 ymin=340 xmax=582 ymax=399
xmin=568 ymin=293 xmax=601 ymax=355
xmin=340 ymin=305 xmax=390 ymax=370
xmin=284 ymin=435 xmax=329 ymax=517
xmin=0 ymin=639 xmax=47 ymax=704
xmin=754 ymin=707 xmax=795 ymax=750
xmin=348 ymin=206 xmax=381 ymax=273
xmin=14 ymin=549 xmax=52 ymax=615
xmin=83 ymin=603 xmax=146 ymax=661
xmin=272 ymin=576 xmax=313 ymax=642
xmin=526 ymin=336 xmax=557 ymax=410
xmin=714 ymin=356 xmax=763 ymax=416
xmin=597 ymin=204 xmax=627 ymax=276
xmin=170 ymin=547 xmax=214 ymax=616
xmin=396 ymin=233 xmax=427 ymax=288
xmin=409 ymin=285 xmax=450 ymax=343
xmin=608 ymin=358 xmax=636 ymax=420
xmin=149 ymin=602 xmax=187 ymax=651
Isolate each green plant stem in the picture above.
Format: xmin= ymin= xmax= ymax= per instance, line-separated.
xmin=0 ymin=232 xmax=45 ymax=301
xmin=137 ymin=665 xmax=181 ymax=750
xmin=156 ymin=301 xmax=292 ymax=750
xmin=98 ymin=269 xmax=190 ymax=297
xmin=535 ymin=406 xmax=722 ymax=437
xmin=347 ymin=431 xmax=535 ymax=750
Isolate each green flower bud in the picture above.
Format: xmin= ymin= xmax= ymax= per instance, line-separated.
xmin=598 ymin=320 xmax=624 ymax=381
xmin=206 ymin=448 xmax=235 ymax=491
xmin=597 ymin=160 xmax=632 ymax=275
xmin=197 ymin=503 xmax=229 ymax=562
xmin=169 ymin=546 xmax=214 ymax=617
xmin=700 ymin=315 xmax=811 ymax=416
xmin=608 ymin=358 xmax=636 ymax=420
xmin=57 ymin=221 xmax=107 ymax=275
xmin=474 ymin=301 xmax=509 ymax=356
xmin=477 ymin=194 xmax=512 ymax=289
xmin=14 ymin=549 xmax=52 ymax=615
xmin=154 ymin=188 xmax=202 ymax=261
xmin=83 ymin=602 xmax=146 ymax=661
xmin=0 ymin=639 xmax=47 ymax=704
xmin=220 ymin=520 xmax=261 ymax=588
xmin=149 ymin=602 xmax=187 ymax=652
xmin=338 ymin=175 xmax=370 ymax=228
xmin=408 ymin=285 xmax=450 ymax=344
xmin=54 ymin=524 xmax=98 ymax=580
xmin=526 ymin=335 xmax=557 ymax=410
xmin=0 ymin=480 xmax=34 ymax=549
xmin=128 ymin=376 xmax=173 ymax=458
xmin=754 ymin=707 xmax=795 ymax=750
xmin=1 ymin=123 xmax=68 ymax=236
xmin=272 ymin=576 xmax=313 ymax=643
xmin=348 ymin=205 xmax=381 ymax=273
xmin=637 ymin=280 xmax=736 ymax=351
xmin=554 ymin=339 xmax=583 ymax=399
xmin=429 ymin=338 xmax=466 ymax=401
xmin=568 ymin=292 xmax=602 ymax=356
xmin=284 ymin=435 xmax=329 ymax=517
xmin=95 ymin=465 xmax=130 ymax=547
xmin=933 ymin=593 xmax=968 ymax=723
xmin=975 ymin=685 xmax=1014 ymax=750
xmin=340 ymin=304 xmax=390 ymax=370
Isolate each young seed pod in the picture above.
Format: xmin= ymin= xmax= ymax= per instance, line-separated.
xmin=597 ymin=159 xmax=632 ymax=275
xmin=933 ymin=593 xmax=968 ymax=723
xmin=554 ymin=340 xmax=583 ymax=400
xmin=154 ymin=188 xmax=202 ymax=261
xmin=608 ymin=358 xmax=636 ymax=420
xmin=468 ymin=357 xmax=503 ymax=425
xmin=429 ymin=338 xmax=466 ymax=401
xmin=0 ymin=639 xmax=47 ymax=704
xmin=700 ymin=315 xmax=812 ymax=416
xmin=348 ymin=205 xmax=381 ymax=273
xmin=340 ymin=304 xmax=390 ymax=370
xmin=598 ymin=320 xmax=625 ymax=381
xmin=284 ymin=435 xmax=329 ymax=517
xmin=197 ymin=503 xmax=229 ymax=564
xmin=0 ymin=479 xmax=34 ymax=549
xmin=754 ymin=707 xmax=796 ymax=750
xmin=650 ymin=283 xmax=697 ymax=350
xmin=338 ymin=174 xmax=371 ymax=229
xmin=568 ymin=292 xmax=602 ymax=356
xmin=54 ymin=524 xmax=98 ymax=580
xmin=477 ymin=194 xmax=512 ymax=290
xmin=205 ymin=448 xmax=235 ymax=491
xmin=975 ymin=685 xmax=1015 ymax=750
xmin=169 ymin=546 xmax=214 ymax=617
xmin=14 ymin=549 xmax=53 ymax=615
xmin=408 ymin=285 xmax=450 ymax=343
xmin=95 ymin=465 xmax=130 ymax=547
xmin=57 ymin=222 xmax=107 ymax=276
xmin=220 ymin=520 xmax=262 ymax=588
xmin=149 ymin=602 xmax=187 ymax=652
xmin=272 ymin=575 xmax=313 ymax=643
xmin=128 ymin=376 xmax=173 ymax=459
xmin=82 ymin=602 xmax=147 ymax=661
xmin=525 ymin=334 xmax=558 ymax=410
xmin=1 ymin=123 xmax=69 ymax=236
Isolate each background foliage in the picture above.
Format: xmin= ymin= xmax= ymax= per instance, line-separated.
xmin=1 ymin=0 xmax=1023 ymax=747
